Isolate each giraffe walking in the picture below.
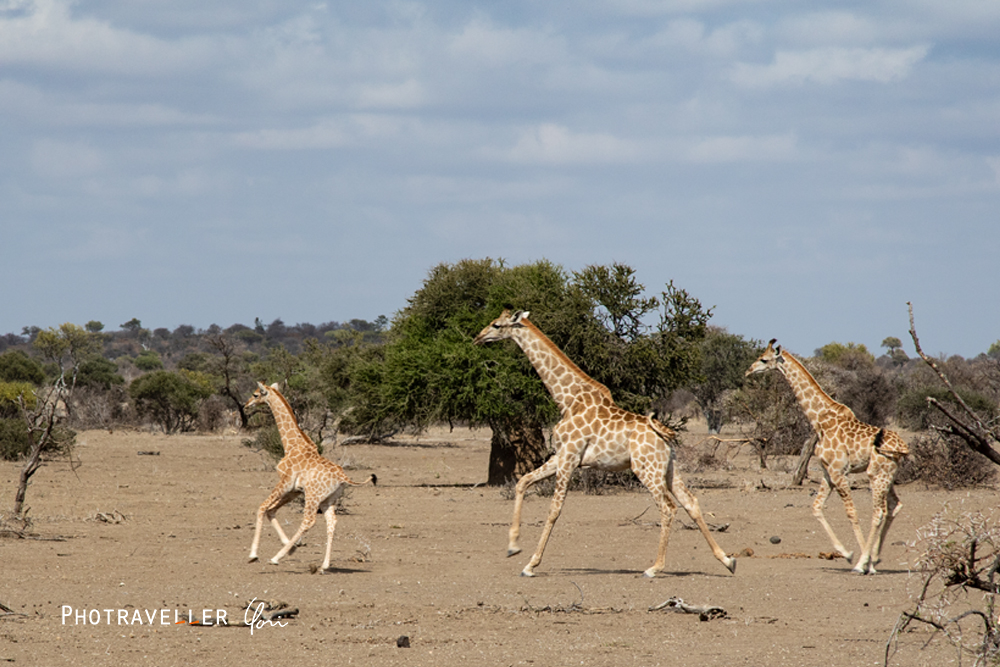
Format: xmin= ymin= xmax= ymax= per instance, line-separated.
xmin=474 ymin=310 xmax=736 ymax=578
xmin=746 ymin=340 xmax=908 ymax=574
xmin=245 ymin=382 xmax=376 ymax=570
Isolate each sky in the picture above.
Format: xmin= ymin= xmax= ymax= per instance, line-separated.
xmin=1 ymin=0 xmax=998 ymax=359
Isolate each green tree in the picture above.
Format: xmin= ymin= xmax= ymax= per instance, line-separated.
xmin=690 ymin=328 xmax=762 ymax=432
xmin=129 ymin=370 xmax=213 ymax=433
xmin=134 ymin=350 xmax=164 ymax=371
xmin=0 ymin=350 xmax=45 ymax=385
xmin=75 ymin=357 xmax=124 ymax=389
xmin=350 ymin=258 xmax=712 ymax=484
xmin=881 ymin=336 xmax=909 ymax=366
xmin=34 ymin=323 xmax=101 ymax=378
xmin=815 ymin=341 xmax=874 ymax=369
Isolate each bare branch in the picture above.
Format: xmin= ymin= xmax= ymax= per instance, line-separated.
xmin=907 ymin=302 xmax=1000 ymax=465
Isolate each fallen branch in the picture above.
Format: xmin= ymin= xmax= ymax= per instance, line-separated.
xmin=649 ymin=596 xmax=727 ymax=620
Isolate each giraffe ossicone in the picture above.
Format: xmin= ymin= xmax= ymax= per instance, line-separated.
xmin=474 ymin=309 xmax=736 ymax=578
xmin=244 ymin=381 xmax=376 ymax=571
xmin=746 ymin=339 xmax=907 ymax=574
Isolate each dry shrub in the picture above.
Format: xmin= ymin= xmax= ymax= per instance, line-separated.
xmin=674 ymin=438 xmax=733 ymax=472
xmin=197 ymin=395 xmax=229 ymax=432
xmin=502 ymin=468 xmax=643 ymax=499
xmin=243 ymin=424 xmax=283 ymax=461
xmin=887 ymin=507 xmax=1000 ymax=666
xmin=895 ymin=433 xmax=996 ymax=489
xmin=727 ymin=373 xmax=812 ymax=458
xmin=70 ymin=385 xmax=133 ymax=430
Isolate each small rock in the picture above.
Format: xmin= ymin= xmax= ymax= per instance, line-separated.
xmin=769 ymin=536 xmax=781 ymax=544
xmin=396 ymin=635 xmax=410 ymax=648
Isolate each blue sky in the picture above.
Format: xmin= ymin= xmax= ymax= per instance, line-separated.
xmin=1 ymin=0 xmax=998 ymax=357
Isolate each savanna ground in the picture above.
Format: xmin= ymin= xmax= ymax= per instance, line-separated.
xmin=0 ymin=421 xmax=985 ymax=666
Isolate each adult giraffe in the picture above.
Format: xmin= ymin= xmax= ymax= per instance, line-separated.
xmin=474 ymin=310 xmax=736 ymax=578
xmin=746 ymin=340 xmax=908 ymax=574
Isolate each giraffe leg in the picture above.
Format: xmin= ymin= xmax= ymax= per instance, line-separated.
xmin=667 ymin=470 xmax=736 ymax=575
xmin=320 ymin=504 xmax=338 ymax=572
xmin=249 ymin=481 xmax=293 ymax=562
xmin=521 ymin=462 xmax=576 ymax=577
xmin=507 ymin=457 xmax=559 ymax=558
xmin=855 ymin=473 xmax=900 ymax=575
xmin=631 ymin=461 xmax=678 ymax=577
xmin=876 ymin=486 xmax=903 ymax=561
xmin=812 ymin=471 xmax=856 ymax=562
xmin=269 ymin=495 xmax=320 ymax=565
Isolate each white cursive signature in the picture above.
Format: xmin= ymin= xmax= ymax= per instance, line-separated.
xmin=244 ymin=597 xmax=289 ymax=636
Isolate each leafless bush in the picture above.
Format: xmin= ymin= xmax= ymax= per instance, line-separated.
xmin=575 ymin=469 xmax=644 ymax=494
xmin=727 ymin=373 xmax=812 ymax=461
xmin=70 ymin=385 xmax=132 ymax=430
xmin=887 ymin=507 xmax=1000 ymax=667
xmin=243 ymin=425 xmax=283 ymax=461
xmin=896 ymin=433 xmax=996 ymax=490
xmin=674 ymin=438 xmax=735 ymax=472
xmin=197 ymin=395 xmax=230 ymax=432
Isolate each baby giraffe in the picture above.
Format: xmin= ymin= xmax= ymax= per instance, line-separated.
xmin=245 ymin=382 xmax=375 ymax=571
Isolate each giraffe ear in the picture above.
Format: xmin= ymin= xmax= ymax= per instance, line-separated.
xmin=270 ymin=382 xmax=280 ymax=390
xmin=513 ymin=310 xmax=529 ymax=323
xmin=256 ymin=381 xmax=267 ymax=391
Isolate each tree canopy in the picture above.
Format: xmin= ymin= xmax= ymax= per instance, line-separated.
xmin=347 ymin=258 xmax=713 ymax=484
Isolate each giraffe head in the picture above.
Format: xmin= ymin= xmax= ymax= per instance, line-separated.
xmin=745 ymin=339 xmax=785 ymax=377
xmin=473 ymin=309 xmax=531 ymax=346
xmin=244 ymin=381 xmax=280 ymax=409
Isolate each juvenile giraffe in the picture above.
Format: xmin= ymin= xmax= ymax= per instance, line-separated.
xmin=244 ymin=382 xmax=375 ymax=571
xmin=474 ymin=310 xmax=736 ymax=578
xmin=746 ymin=340 xmax=908 ymax=574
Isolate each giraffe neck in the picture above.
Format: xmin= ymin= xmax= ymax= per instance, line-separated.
xmin=510 ymin=321 xmax=610 ymax=413
xmin=776 ymin=352 xmax=845 ymax=429
xmin=265 ymin=392 xmax=315 ymax=454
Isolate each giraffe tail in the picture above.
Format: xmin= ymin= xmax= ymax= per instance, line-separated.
xmin=872 ymin=429 xmax=908 ymax=459
xmin=647 ymin=416 xmax=677 ymax=443
xmin=348 ymin=473 xmax=377 ymax=487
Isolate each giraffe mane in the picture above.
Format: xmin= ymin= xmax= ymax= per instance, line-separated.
xmin=519 ymin=318 xmax=613 ymax=401
xmin=780 ymin=349 xmax=850 ymax=414
xmin=267 ymin=384 xmax=319 ymax=448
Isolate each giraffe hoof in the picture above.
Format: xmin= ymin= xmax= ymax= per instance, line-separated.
xmin=725 ymin=557 xmax=737 ymax=574
xmin=519 ymin=569 xmax=536 ymax=578
xmin=248 ymin=555 xmax=259 ymax=563
xmin=507 ymin=547 xmax=522 ymax=558
xmin=269 ymin=557 xmax=280 ymax=565
xmin=642 ymin=568 xmax=658 ymax=578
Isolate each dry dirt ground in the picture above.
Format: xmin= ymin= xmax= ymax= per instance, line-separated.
xmin=0 ymin=422 xmax=990 ymax=666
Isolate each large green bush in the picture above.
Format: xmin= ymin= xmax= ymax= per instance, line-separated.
xmin=897 ymin=386 xmax=996 ymax=431
xmin=0 ymin=351 xmax=45 ymax=384
xmin=129 ymin=370 xmax=213 ymax=433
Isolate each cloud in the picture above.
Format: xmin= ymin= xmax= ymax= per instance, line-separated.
xmin=686 ymin=133 xmax=797 ymax=163
xmin=774 ymin=11 xmax=879 ymax=47
xmin=731 ymin=45 xmax=930 ymax=86
xmin=0 ymin=0 xmax=217 ymax=74
xmin=448 ymin=19 xmax=565 ymax=67
xmin=505 ymin=124 xmax=644 ymax=165
xmin=30 ymin=138 xmax=104 ymax=177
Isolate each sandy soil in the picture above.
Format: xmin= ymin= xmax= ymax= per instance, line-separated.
xmin=0 ymin=423 xmax=983 ymax=666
